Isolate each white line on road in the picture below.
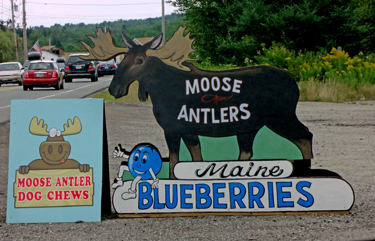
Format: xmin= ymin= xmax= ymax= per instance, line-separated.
xmin=0 ymin=104 xmax=10 ymax=110
xmin=0 ymin=79 xmax=111 ymax=110
xmin=36 ymin=80 xmax=110 ymax=100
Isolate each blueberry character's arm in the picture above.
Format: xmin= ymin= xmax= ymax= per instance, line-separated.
xmin=113 ymin=144 xmax=131 ymax=159
xmin=149 ymin=168 xmax=159 ymax=189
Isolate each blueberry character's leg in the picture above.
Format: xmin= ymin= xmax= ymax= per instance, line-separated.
xmin=112 ymin=161 xmax=129 ymax=189
xmin=122 ymin=175 xmax=142 ymax=200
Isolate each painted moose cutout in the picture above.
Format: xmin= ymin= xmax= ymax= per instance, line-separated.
xmin=81 ymin=26 xmax=313 ymax=179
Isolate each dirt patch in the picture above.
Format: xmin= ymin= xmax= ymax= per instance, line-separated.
xmin=0 ymin=101 xmax=375 ymax=240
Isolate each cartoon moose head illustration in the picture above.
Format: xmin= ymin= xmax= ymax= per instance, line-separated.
xmin=18 ymin=116 xmax=90 ymax=174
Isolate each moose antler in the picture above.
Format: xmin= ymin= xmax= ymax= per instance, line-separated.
xmin=61 ymin=117 xmax=82 ymax=136
xmin=80 ymin=27 xmax=128 ymax=61
xmin=146 ymin=26 xmax=197 ymax=71
xmin=29 ymin=117 xmax=49 ymax=136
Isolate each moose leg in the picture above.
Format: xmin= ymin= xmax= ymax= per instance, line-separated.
xmin=266 ymin=114 xmax=313 ymax=160
xmin=237 ymin=131 xmax=258 ymax=160
xmin=182 ymin=134 xmax=202 ymax=161
xmin=164 ymin=132 xmax=181 ymax=180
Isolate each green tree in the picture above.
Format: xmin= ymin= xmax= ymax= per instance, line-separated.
xmin=170 ymin=0 xmax=367 ymax=65
xmin=170 ymin=0 xmax=244 ymax=64
xmin=348 ymin=0 xmax=375 ymax=52
xmin=0 ymin=29 xmax=16 ymax=62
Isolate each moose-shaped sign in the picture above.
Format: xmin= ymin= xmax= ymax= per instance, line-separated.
xmin=81 ymin=26 xmax=313 ymax=179
xmin=18 ymin=116 xmax=90 ymax=174
xmin=78 ymin=26 xmax=356 ymax=217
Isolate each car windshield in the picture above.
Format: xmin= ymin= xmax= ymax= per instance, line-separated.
xmin=23 ymin=60 xmax=30 ymax=68
xmin=29 ymin=63 xmax=54 ymax=70
xmin=57 ymin=63 xmax=65 ymax=69
xmin=68 ymin=56 xmax=89 ymax=64
xmin=0 ymin=64 xmax=19 ymax=71
xmin=99 ymin=60 xmax=115 ymax=65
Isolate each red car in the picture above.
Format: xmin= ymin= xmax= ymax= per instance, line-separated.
xmin=23 ymin=60 xmax=64 ymax=91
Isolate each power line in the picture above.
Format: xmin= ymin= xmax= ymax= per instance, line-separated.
xmin=27 ymin=1 xmax=160 ymax=6
xmin=27 ymin=12 xmax=160 ymax=19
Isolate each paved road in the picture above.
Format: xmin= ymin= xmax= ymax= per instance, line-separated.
xmin=0 ymin=76 xmax=112 ymax=124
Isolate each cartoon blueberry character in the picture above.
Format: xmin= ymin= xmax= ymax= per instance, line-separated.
xmin=112 ymin=143 xmax=162 ymax=200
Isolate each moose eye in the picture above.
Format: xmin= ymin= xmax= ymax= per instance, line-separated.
xmin=48 ymin=145 xmax=53 ymax=154
xmin=137 ymin=59 xmax=143 ymax=64
xmin=58 ymin=145 xmax=63 ymax=154
xmin=49 ymin=128 xmax=57 ymax=138
xmin=134 ymin=152 xmax=140 ymax=161
xmin=141 ymin=154 xmax=148 ymax=164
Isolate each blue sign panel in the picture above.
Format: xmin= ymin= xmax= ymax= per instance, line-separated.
xmin=6 ymin=99 xmax=105 ymax=223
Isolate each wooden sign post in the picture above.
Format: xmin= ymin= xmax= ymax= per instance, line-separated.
xmin=81 ymin=26 xmax=354 ymax=217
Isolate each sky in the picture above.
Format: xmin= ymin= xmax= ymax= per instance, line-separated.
xmin=0 ymin=0 xmax=178 ymax=28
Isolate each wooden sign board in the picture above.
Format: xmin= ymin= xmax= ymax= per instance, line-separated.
xmin=113 ymin=177 xmax=354 ymax=215
xmin=81 ymin=26 xmax=354 ymax=217
xmin=6 ymin=99 xmax=110 ymax=223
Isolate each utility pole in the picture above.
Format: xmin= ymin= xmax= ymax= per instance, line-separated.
xmin=10 ymin=0 xmax=18 ymax=61
xmin=162 ymin=0 xmax=165 ymax=45
xmin=23 ymin=0 xmax=27 ymax=60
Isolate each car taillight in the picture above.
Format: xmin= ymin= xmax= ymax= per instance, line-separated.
xmin=24 ymin=71 xmax=29 ymax=78
xmin=52 ymin=71 xmax=58 ymax=78
xmin=65 ymin=65 xmax=70 ymax=70
xmin=110 ymin=65 xmax=116 ymax=68
xmin=98 ymin=65 xmax=102 ymax=68
xmin=88 ymin=64 xmax=93 ymax=69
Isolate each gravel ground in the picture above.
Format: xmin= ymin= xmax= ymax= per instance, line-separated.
xmin=0 ymin=101 xmax=374 ymax=240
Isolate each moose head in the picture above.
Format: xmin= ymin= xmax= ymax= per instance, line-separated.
xmin=80 ymin=26 xmax=196 ymax=100
xmin=29 ymin=117 xmax=82 ymax=165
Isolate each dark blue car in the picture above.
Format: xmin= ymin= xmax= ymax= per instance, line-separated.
xmin=97 ymin=59 xmax=117 ymax=77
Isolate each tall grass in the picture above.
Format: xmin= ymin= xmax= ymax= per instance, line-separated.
xmin=93 ymin=81 xmax=152 ymax=104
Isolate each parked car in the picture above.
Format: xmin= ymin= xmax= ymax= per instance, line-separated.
xmin=65 ymin=54 xmax=98 ymax=82
xmin=0 ymin=62 xmax=24 ymax=86
xmin=97 ymin=59 xmax=117 ymax=77
xmin=23 ymin=60 xmax=64 ymax=91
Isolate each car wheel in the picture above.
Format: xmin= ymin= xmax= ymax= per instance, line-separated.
xmin=65 ymin=77 xmax=72 ymax=82
xmin=29 ymin=87 xmax=33 ymax=90
xmin=18 ymin=81 xmax=22 ymax=86
xmin=91 ymin=76 xmax=96 ymax=82
xmin=55 ymin=81 xmax=60 ymax=90
xmin=23 ymin=85 xmax=27 ymax=91
xmin=0 ymin=83 xmax=2 ymax=87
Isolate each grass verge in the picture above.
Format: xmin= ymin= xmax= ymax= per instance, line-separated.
xmin=298 ymin=78 xmax=375 ymax=102
xmin=92 ymin=81 xmax=151 ymax=104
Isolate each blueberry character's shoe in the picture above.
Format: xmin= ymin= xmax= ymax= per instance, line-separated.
xmin=112 ymin=177 xmax=123 ymax=189
xmin=121 ymin=188 xmax=137 ymax=200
